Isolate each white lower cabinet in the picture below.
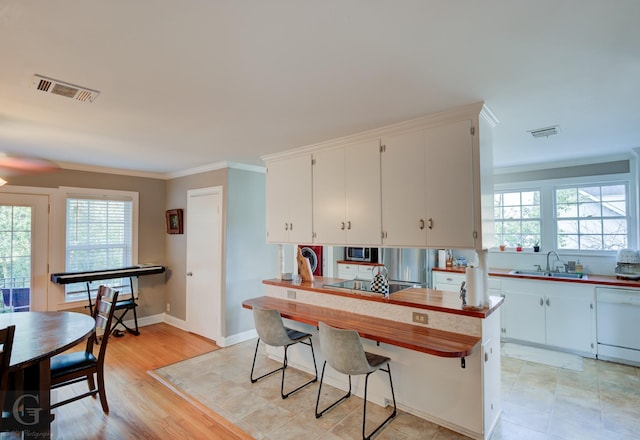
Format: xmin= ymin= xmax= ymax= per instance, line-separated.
xmin=337 ymin=263 xmax=378 ymax=280
xmin=432 ymin=271 xmax=465 ymax=292
xmin=502 ymin=285 xmax=546 ymax=344
xmin=501 ymin=278 xmax=596 ymax=354
xmin=432 ymin=271 xmax=465 ymax=301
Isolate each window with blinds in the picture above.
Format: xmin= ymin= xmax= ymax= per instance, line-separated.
xmin=65 ymin=197 xmax=134 ymax=300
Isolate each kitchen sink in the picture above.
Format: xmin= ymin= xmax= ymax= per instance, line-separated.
xmin=509 ymin=270 xmax=586 ymax=280
xmin=547 ymin=272 xmax=586 ymax=279
xmin=509 ymin=270 xmax=547 ymax=277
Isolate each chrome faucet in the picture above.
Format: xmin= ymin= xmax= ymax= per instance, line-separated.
xmin=546 ymin=251 xmax=560 ymax=272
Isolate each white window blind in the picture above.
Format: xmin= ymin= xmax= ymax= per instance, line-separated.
xmin=65 ymin=196 xmax=134 ymax=300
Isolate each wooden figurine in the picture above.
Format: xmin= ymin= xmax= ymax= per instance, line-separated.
xmin=296 ymin=247 xmax=314 ymax=282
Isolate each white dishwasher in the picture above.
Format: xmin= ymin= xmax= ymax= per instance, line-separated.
xmin=596 ymin=287 xmax=640 ymax=365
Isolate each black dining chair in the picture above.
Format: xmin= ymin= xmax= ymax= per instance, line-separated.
xmin=50 ymin=285 xmax=119 ymax=413
xmin=0 ymin=325 xmax=16 ymax=430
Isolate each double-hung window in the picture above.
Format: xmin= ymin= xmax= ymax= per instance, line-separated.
xmin=64 ymin=189 xmax=138 ymax=302
xmin=555 ymin=183 xmax=628 ymax=251
xmin=494 ymin=189 xmax=541 ymax=248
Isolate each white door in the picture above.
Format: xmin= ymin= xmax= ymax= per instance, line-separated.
xmin=0 ymin=193 xmax=49 ymax=311
xmin=186 ymin=186 xmax=223 ymax=341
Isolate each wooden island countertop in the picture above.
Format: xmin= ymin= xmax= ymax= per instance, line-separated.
xmin=242 ymin=296 xmax=480 ymax=357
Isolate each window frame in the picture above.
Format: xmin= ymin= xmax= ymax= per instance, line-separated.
xmin=493 ymin=171 xmax=636 ymax=256
xmin=58 ymin=187 xmax=139 ymax=306
xmin=494 ymin=188 xmax=542 ymax=249
xmin=554 ymin=181 xmax=630 ymax=252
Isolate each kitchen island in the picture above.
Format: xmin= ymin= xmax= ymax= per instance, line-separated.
xmin=250 ymin=277 xmax=503 ymax=440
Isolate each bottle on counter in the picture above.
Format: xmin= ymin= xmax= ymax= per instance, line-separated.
xmin=575 ymin=259 xmax=583 ymax=274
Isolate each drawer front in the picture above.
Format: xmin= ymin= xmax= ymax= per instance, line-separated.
xmin=337 ymin=263 xmax=358 ymax=279
xmin=433 ymin=272 xmax=465 ymax=291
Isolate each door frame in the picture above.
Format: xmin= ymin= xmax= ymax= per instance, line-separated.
xmin=0 ymin=186 xmax=52 ymax=311
xmin=185 ymin=185 xmax=224 ymax=342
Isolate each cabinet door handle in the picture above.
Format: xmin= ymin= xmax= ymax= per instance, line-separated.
xmin=285 ymin=222 xmax=289 ymax=231
xmin=347 ymin=221 xmax=351 ymax=230
xmin=341 ymin=221 xmax=345 ymax=230
xmin=540 ymin=298 xmax=544 ymax=306
xmin=419 ymin=219 xmax=425 ymax=230
xmin=289 ymin=222 xmax=293 ymax=231
xmin=546 ymin=298 xmax=550 ymax=306
xmin=427 ymin=218 xmax=433 ymax=230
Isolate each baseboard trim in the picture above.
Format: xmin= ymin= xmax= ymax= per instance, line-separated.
xmin=161 ymin=313 xmax=187 ymax=330
xmin=129 ymin=314 xmax=256 ymax=348
xmin=217 ymin=329 xmax=257 ymax=347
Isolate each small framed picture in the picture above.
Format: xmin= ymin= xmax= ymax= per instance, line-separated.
xmin=166 ymin=209 xmax=183 ymax=234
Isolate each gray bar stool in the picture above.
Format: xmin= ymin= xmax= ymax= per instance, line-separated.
xmin=250 ymin=307 xmax=318 ymax=399
xmin=315 ymin=321 xmax=397 ymax=440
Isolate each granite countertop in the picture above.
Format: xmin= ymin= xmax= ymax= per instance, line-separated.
xmin=263 ymin=277 xmax=502 ymax=319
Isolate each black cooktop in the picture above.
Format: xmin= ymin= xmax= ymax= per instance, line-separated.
xmin=323 ymin=279 xmax=419 ymax=294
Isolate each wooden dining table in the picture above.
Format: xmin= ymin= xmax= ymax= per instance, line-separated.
xmin=0 ymin=311 xmax=95 ymax=439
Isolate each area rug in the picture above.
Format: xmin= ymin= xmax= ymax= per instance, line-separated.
xmin=149 ymin=340 xmax=441 ymax=440
xmin=502 ymin=342 xmax=584 ymax=371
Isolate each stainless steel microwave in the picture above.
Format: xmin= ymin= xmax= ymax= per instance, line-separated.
xmin=345 ymin=247 xmax=378 ymax=262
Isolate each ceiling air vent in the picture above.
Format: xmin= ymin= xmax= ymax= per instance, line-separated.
xmin=31 ymin=74 xmax=100 ymax=103
xmin=528 ymin=125 xmax=559 ymax=138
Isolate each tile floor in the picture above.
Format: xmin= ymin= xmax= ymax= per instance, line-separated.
xmin=154 ymin=340 xmax=640 ymax=440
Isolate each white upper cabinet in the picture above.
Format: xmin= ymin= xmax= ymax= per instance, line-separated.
xmin=313 ymin=139 xmax=381 ymax=245
xmin=381 ymin=130 xmax=426 ymax=247
xmin=263 ymin=102 xmax=496 ymax=249
xmin=381 ymin=119 xmax=476 ymax=248
xmin=424 ymin=119 xmax=476 ymax=248
xmin=265 ymin=154 xmax=313 ymax=243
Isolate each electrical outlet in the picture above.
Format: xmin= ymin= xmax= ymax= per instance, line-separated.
xmin=412 ymin=312 xmax=428 ymax=324
xmin=166 ymin=303 xmax=170 ymax=312
xmin=287 ymin=290 xmax=296 ymax=299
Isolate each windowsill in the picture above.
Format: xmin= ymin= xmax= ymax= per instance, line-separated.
xmin=489 ymin=248 xmax=617 ymax=258
xmin=490 ymin=249 xmax=540 ymax=254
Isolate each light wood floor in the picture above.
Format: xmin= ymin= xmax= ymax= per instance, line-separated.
xmin=47 ymin=323 xmax=251 ymax=440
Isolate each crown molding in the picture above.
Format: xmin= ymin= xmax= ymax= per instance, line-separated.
xmin=167 ymin=161 xmax=265 ymax=179
xmin=56 ymin=160 xmax=265 ymax=180
xmin=57 ymin=161 xmax=166 ymax=179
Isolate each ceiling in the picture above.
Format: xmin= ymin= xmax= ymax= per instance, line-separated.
xmin=1 ymin=1 xmax=639 ymax=176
